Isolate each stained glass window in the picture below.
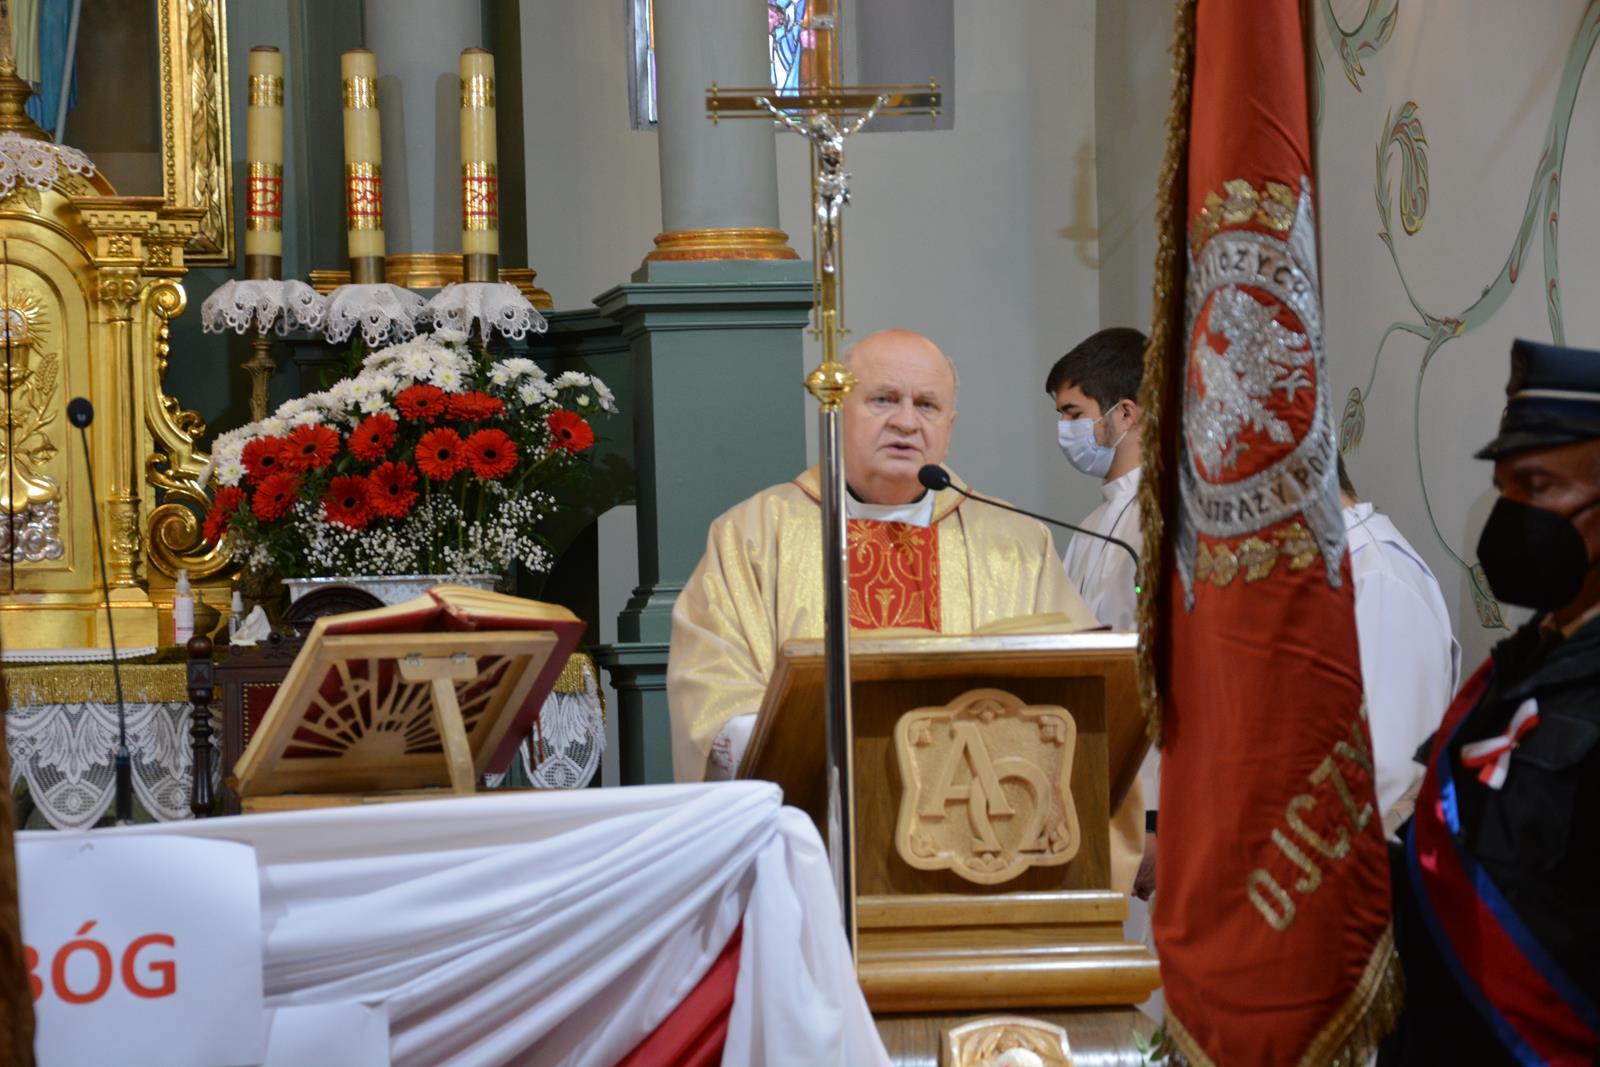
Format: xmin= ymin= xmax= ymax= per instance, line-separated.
xmin=766 ymin=2 xmax=812 ymax=93
xmin=629 ymin=0 xmax=812 ymax=128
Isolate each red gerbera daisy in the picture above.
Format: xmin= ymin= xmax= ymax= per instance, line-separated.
xmin=366 ymin=461 xmax=418 ymax=518
xmin=545 ymin=410 xmax=595 ymax=454
xmin=349 ymin=413 xmax=398 ymax=462
xmin=214 ymin=485 xmax=246 ymax=517
xmin=283 ymin=423 xmax=340 ymax=471
xmin=322 ymin=474 xmax=374 ymax=529
xmin=463 ymin=428 xmax=518 ymax=479
xmin=204 ymin=485 xmax=247 ymax=541
xmin=415 ymin=427 xmax=465 ymax=480
xmin=395 ymin=384 xmax=448 ymax=423
xmin=241 ymin=436 xmax=290 ymax=480
xmin=446 ymin=390 xmax=505 ymax=421
xmin=251 ymin=472 xmax=301 ymax=521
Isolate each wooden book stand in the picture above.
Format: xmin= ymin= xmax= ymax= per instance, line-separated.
xmin=232 ymin=585 xmax=584 ymax=811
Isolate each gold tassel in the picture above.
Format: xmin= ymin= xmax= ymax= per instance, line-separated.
xmin=1134 ymin=0 xmax=1197 ymax=747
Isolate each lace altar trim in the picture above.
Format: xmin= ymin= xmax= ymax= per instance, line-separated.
xmin=8 ymin=701 xmax=218 ymax=830
xmin=323 ymin=283 xmax=427 ymax=347
xmin=426 ymin=282 xmax=549 ymax=341
xmin=0 ymin=132 xmax=95 ymax=199
xmin=200 ymin=279 xmax=328 ymax=336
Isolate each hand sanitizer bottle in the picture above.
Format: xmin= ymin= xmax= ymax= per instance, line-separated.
xmin=173 ymin=569 xmax=195 ymax=644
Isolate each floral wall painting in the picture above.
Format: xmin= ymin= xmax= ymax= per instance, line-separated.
xmin=1319 ymin=0 xmax=1600 ymax=639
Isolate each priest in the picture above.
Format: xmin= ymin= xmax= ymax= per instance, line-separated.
xmin=668 ymin=329 xmax=1145 ymax=891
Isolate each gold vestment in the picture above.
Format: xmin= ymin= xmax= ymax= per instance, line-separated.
xmin=667 ymin=467 xmax=1146 ymax=892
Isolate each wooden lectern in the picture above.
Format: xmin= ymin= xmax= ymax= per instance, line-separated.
xmin=741 ymin=631 xmax=1159 ymax=1064
xmin=232 ymin=586 xmax=584 ymax=811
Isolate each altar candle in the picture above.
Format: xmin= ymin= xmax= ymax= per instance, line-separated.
xmin=244 ymin=46 xmax=284 ymax=276
xmin=459 ymin=48 xmax=498 ymax=281
xmin=341 ymin=49 xmax=385 ymax=283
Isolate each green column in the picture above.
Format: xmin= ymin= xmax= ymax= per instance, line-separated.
xmin=593 ymin=260 xmax=812 ymax=784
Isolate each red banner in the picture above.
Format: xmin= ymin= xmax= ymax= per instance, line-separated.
xmin=1146 ymin=1 xmax=1400 ymax=1062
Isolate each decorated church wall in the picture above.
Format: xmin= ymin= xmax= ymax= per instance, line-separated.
xmin=1316 ymin=0 xmax=1600 ymax=667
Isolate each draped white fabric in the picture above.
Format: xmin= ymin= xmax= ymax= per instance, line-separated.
xmin=72 ymin=782 xmax=887 ymax=1067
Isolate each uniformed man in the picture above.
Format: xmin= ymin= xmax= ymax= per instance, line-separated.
xmin=1383 ymin=338 xmax=1600 ymax=1065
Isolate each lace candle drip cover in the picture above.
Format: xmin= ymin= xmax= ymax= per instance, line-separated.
xmin=201 ymin=279 xmax=328 ymax=336
xmin=426 ymin=282 xmax=548 ymax=341
xmin=0 ymin=132 xmax=96 ymax=199
xmin=324 ymin=283 xmax=427 ymax=347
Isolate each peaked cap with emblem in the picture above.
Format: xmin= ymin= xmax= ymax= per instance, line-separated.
xmin=1476 ymin=338 xmax=1600 ymax=459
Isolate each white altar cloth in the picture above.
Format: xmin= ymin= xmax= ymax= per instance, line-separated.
xmin=20 ymin=782 xmax=887 ymax=1067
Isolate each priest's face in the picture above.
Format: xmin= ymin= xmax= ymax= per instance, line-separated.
xmin=842 ymin=330 xmax=958 ymax=504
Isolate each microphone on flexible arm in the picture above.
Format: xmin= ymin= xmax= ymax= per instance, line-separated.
xmin=68 ymin=397 xmax=133 ymax=825
xmin=917 ymin=464 xmax=1141 ymax=592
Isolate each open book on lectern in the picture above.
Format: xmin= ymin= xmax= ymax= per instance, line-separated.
xmin=232 ymin=585 xmax=584 ymax=810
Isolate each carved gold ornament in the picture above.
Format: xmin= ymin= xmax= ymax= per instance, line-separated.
xmin=943 ymin=1016 xmax=1074 ymax=1067
xmin=1194 ymin=521 xmax=1323 ymax=589
xmin=156 ymin=0 xmax=233 ymax=265
xmin=1190 ymin=178 xmax=1297 ymax=255
xmin=895 ymin=688 xmax=1080 ymax=885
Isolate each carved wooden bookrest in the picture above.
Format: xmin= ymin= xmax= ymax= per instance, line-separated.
xmin=232 ymin=585 xmax=583 ymax=811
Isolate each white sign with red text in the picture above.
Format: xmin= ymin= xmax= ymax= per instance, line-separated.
xmin=18 ymin=834 xmax=268 ymax=1067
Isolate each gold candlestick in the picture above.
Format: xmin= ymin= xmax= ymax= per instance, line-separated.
xmin=341 ymin=49 xmax=385 ymax=284
xmin=459 ymin=48 xmax=498 ymax=283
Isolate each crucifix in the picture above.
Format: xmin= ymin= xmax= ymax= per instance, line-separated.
xmin=706 ymin=5 xmax=940 ymax=952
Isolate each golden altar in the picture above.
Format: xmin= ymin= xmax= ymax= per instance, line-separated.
xmin=0 ymin=10 xmax=228 ymax=655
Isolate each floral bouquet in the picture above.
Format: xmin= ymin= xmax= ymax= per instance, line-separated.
xmin=201 ymin=329 xmax=614 ymax=581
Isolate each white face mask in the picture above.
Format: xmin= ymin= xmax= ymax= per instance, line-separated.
xmin=1057 ymin=409 xmax=1128 ymax=479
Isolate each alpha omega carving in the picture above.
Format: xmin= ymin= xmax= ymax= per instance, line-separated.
xmin=894 ymin=688 xmax=1080 ymax=885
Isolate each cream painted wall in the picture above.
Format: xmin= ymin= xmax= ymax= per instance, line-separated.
xmin=520 ymin=1 xmax=662 ymax=308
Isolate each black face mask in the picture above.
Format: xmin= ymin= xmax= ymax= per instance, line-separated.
xmin=1476 ymin=495 xmax=1600 ymax=610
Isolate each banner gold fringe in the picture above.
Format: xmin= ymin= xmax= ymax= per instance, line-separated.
xmin=1164 ymin=927 xmax=1405 ymax=1067
xmin=1134 ymin=0 xmax=1197 ymax=747
xmin=0 ymin=656 xmax=39 ymax=1064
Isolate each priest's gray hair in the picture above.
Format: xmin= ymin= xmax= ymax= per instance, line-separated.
xmin=841 ymin=329 xmax=961 ymax=403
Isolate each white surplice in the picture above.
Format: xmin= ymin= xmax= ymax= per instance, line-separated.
xmin=1061 ymin=466 xmax=1142 ymax=632
xmin=1344 ymin=502 xmax=1461 ymax=825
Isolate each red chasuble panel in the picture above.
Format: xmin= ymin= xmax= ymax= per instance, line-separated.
xmin=846 ymin=519 xmax=941 ymax=631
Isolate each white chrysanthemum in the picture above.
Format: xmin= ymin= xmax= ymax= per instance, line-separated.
xmin=593 ymin=378 xmax=617 ymax=412
xmin=359 ymin=394 xmax=394 ymax=415
xmin=517 ymin=381 xmax=551 ymax=406
xmin=215 ymin=457 xmax=246 ymax=487
xmin=553 ymin=370 xmax=591 ymax=389
xmin=260 ymin=416 xmax=289 ymax=436
xmin=328 ymin=380 xmax=359 ymax=407
xmin=290 ymin=408 xmax=323 ymax=426
xmin=489 ymin=363 xmax=513 ymax=386
xmin=434 ymin=327 xmax=469 ymax=345
xmin=276 ymin=397 xmax=310 ymax=417
xmin=576 ymin=394 xmax=590 ymax=408
xmin=398 ymin=348 xmax=432 ymax=379
xmin=431 ymin=363 xmax=464 ymax=391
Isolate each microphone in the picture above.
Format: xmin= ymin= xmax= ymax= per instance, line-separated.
xmin=68 ymin=397 xmax=133 ymax=825
xmin=918 ymin=464 xmax=1141 ymax=584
